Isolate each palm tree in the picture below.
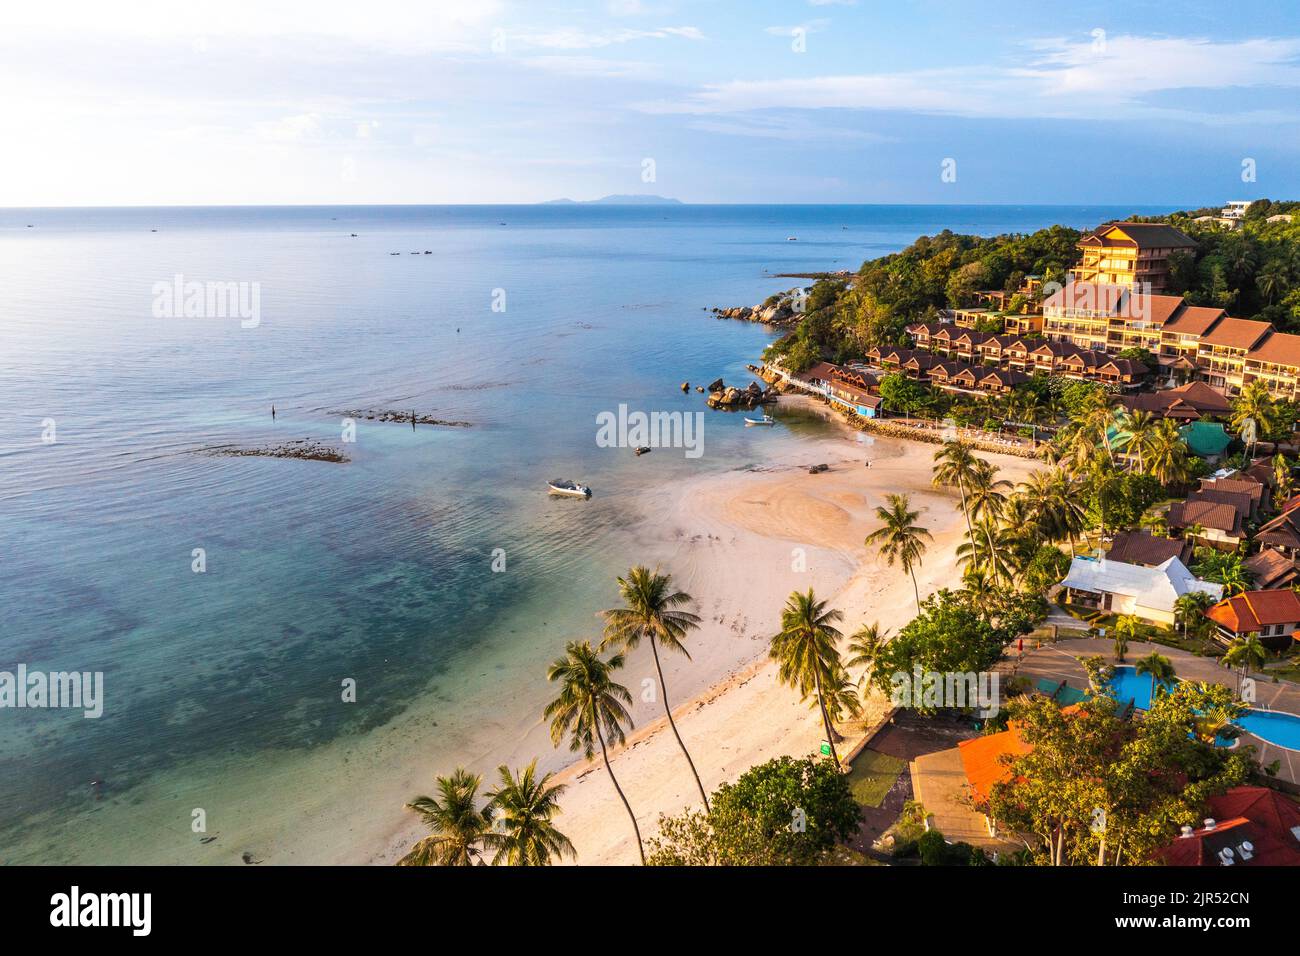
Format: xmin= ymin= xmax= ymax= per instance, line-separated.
xmin=1112 ymin=615 xmax=1144 ymax=663
xmin=1223 ymin=635 xmax=1269 ymax=699
xmin=1134 ymin=652 xmax=1176 ymax=700
xmin=770 ymin=589 xmax=845 ymax=765
xmin=481 ymin=760 xmax=576 ymax=866
xmin=933 ymin=440 xmax=978 ymax=548
xmin=865 ymin=493 xmax=933 ymax=611
xmin=845 ymin=622 xmax=887 ymax=672
xmin=1145 ymin=419 xmax=1191 ymax=487
xmin=1118 ymin=408 xmax=1159 ymax=474
xmin=966 ymin=459 xmax=1012 ymax=581
xmin=1079 ymin=388 xmax=1117 ymax=466
xmin=818 ymin=662 xmax=864 ymax=738
xmin=1256 ymin=260 xmax=1289 ymax=305
xmin=544 ymin=640 xmax=644 ymax=864
xmin=400 ymin=768 xmax=489 ymax=866
xmin=1274 ymin=453 xmax=1294 ymax=501
xmin=1174 ymin=590 xmax=1215 ymax=642
xmin=1231 ymin=380 xmax=1278 ymax=452
xmin=600 ymin=565 xmax=709 ymax=810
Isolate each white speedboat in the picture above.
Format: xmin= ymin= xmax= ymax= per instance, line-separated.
xmin=744 ymin=415 xmax=776 ymax=426
xmin=786 ymin=236 xmax=798 ymax=241
xmin=548 ymin=479 xmax=592 ymax=498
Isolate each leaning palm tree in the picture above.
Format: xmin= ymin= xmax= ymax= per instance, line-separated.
xmin=544 ymin=640 xmax=644 ymax=864
xmin=770 ymin=589 xmax=845 ymax=765
xmin=818 ymin=661 xmax=864 ymax=738
xmin=1146 ymin=419 xmax=1191 ymax=487
xmin=1223 ymin=635 xmax=1270 ymax=699
xmin=481 ymin=760 xmax=576 ymax=866
xmin=600 ymin=565 xmax=708 ymax=810
xmin=865 ymin=493 xmax=933 ymax=611
xmin=1134 ymin=652 xmax=1176 ymax=701
xmin=932 ymin=440 xmax=978 ymax=548
xmin=400 ymin=768 xmax=489 ymax=866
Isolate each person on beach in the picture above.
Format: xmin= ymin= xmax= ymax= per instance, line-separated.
xmin=271 ymin=405 xmax=276 ymax=420
xmin=412 ymin=410 xmax=416 ymax=429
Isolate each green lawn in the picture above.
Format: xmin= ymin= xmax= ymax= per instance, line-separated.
xmin=845 ymin=749 xmax=907 ymax=808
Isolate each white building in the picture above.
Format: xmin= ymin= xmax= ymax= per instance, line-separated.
xmin=1058 ymin=555 xmax=1223 ymax=626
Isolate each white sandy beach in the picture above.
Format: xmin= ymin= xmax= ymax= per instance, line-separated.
xmin=375 ymin=398 xmax=1038 ymax=865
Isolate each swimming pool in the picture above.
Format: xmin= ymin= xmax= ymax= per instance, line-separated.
xmin=1106 ymin=666 xmax=1300 ymax=752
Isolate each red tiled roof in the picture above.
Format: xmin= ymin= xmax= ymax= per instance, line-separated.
xmin=1206 ymin=589 xmax=1300 ymax=633
xmin=1248 ymin=330 xmax=1300 ymax=369
xmin=1201 ymin=317 xmax=1273 ymax=351
xmin=1157 ymin=787 xmax=1300 ymax=867
xmin=1163 ymin=305 xmax=1227 ymax=337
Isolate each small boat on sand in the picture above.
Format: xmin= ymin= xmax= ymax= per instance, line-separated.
xmin=744 ymin=415 xmax=776 ymax=426
xmin=548 ymin=479 xmax=592 ymax=498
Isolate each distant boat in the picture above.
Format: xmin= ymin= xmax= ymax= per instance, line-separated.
xmin=548 ymin=479 xmax=592 ymax=498
xmin=744 ymin=415 xmax=776 ymax=426
xmin=786 ymin=236 xmax=798 ymax=241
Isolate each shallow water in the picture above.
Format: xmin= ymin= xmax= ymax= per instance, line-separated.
xmin=0 ymin=203 xmax=1176 ymax=862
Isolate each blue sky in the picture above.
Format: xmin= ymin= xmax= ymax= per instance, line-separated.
xmin=3 ymin=0 xmax=1299 ymax=205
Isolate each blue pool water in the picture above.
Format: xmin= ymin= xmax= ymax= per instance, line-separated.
xmin=1107 ymin=666 xmax=1300 ymax=751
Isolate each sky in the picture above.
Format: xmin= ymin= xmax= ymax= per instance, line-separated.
xmin=3 ymin=0 xmax=1299 ymax=206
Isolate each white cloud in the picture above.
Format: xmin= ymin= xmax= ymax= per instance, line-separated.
xmin=511 ymin=25 xmax=704 ymax=49
xmin=641 ymin=34 xmax=1300 ymax=122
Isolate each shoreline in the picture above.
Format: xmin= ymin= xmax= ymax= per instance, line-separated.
xmin=374 ymin=394 xmax=1039 ymax=865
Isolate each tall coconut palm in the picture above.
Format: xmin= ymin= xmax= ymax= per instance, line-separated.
xmin=600 ymin=565 xmax=708 ymax=810
xmin=481 ymin=760 xmax=576 ymax=866
xmin=770 ymin=589 xmax=845 ymax=765
xmin=1223 ymin=635 xmax=1269 ymax=699
xmin=966 ymin=459 xmax=1011 ymax=583
xmin=400 ymin=768 xmax=489 ymax=866
xmin=933 ymin=440 xmax=978 ymax=548
xmin=865 ymin=493 xmax=933 ymax=611
xmin=544 ymin=640 xmax=644 ymax=864
xmin=1134 ymin=652 xmax=1176 ymax=701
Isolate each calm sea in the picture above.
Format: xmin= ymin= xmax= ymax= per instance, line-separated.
xmin=0 ymin=203 xmax=1176 ymax=863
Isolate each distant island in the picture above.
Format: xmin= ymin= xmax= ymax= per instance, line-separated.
xmin=541 ymin=194 xmax=683 ymax=206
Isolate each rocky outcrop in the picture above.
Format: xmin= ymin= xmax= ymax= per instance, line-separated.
xmin=705 ymin=379 xmax=779 ymax=409
xmin=203 ymin=440 xmax=350 ymax=463
xmin=711 ymin=287 xmax=808 ymax=328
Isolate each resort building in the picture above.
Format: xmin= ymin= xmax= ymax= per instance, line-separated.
xmin=1206 ymin=589 xmax=1300 ymax=650
xmin=1105 ymin=530 xmax=1194 ymax=568
xmin=1243 ymin=549 xmax=1300 ymax=590
xmin=1167 ymin=496 xmax=1246 ymax=550
xmin=1195 ymin=317 xmax=1273 ymax=394
xmin=1057 ymin=555 xmax=1222 ymax=625
xmin=1071 ymin=222 xmax=1197 ymax=292
xmin=1156 ymin=786 xmax=1300 ymax=867
xmin=1257 ymin=509 xmax=1300 ymax=557
xmin=1115 ymin=381 xmax=1230 ymax=421
xmin=1199 ymin=476 xmax=1269 ymax=519
xmin=902 ymin=323 xmax=1149 ymax=389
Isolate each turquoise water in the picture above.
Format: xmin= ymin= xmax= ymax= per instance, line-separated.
xmin=1106 ymin=666 xmax=1300 ymax=751
xmin=0 ymin=203 xmax=1176 ymax=863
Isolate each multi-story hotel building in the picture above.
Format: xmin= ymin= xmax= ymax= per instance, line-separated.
xmin=1005 ymin=280 xmax=1300 ymax=399
xmin=1071 ymin=222 xmax=1197 ymax=293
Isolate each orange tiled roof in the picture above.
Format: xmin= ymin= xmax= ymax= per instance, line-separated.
xmin=1206 ymin=589 xmax=1300 ymax=633
xmin=1248 ymin=330 xmax=1300 ymax=369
